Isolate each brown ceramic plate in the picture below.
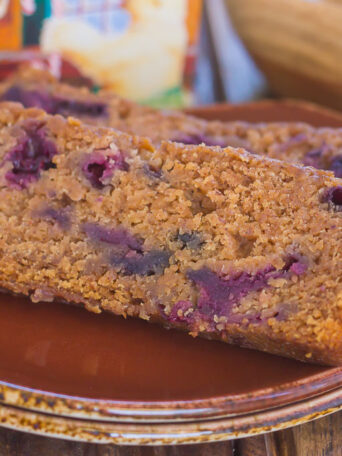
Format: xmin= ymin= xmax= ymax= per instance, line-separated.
xmin=0 ymin=100 xmax=342 ymax=444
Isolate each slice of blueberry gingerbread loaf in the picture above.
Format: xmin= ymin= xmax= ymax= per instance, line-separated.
xmin=2 ymin=66 xmax=342 ymax=178
xmin=0 ymin=102 xmax=342 ymax=365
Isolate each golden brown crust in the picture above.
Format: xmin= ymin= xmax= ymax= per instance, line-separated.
xmin=1 ymin=66 xmax=342 ymax=178
xmin=0 ymin=102 xmax=341 ymax=365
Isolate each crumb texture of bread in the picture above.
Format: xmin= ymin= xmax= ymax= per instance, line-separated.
xmin=2 ymin=67 xmax=342 ymax=180
xmin=0 ymin=103 xmax=341 ymax=365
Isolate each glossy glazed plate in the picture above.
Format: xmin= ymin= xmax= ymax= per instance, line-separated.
xmin=0 ymin=100 xmax=342 ymax=444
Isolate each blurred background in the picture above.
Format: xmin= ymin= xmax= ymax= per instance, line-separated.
xmin=1 ymin=0 xmax=342 ymax=110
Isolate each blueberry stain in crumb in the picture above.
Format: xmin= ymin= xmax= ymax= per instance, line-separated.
xmin=82 ymin=151 xmax=128 ymax=189
xmin=175 ymin=231 xmax=204 ymax=250
xmin=323 ymin=186 xmax=342 ymax=211
xmin=5 ymin=124 xmax=57 ymax=188
xmin=1 ymin=86 xmax=108 ymax=118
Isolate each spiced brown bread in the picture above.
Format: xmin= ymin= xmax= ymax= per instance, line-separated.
xmin=1 ymin=66 xmax=342 ymax=177
xmin=0 ymin=102 xmax=342 ymax=365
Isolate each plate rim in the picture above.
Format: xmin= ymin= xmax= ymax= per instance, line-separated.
xmin=1 ymin=382 xmax=342 ymax=444
xmin=0 ymin=365 xmax=341 ymax=422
